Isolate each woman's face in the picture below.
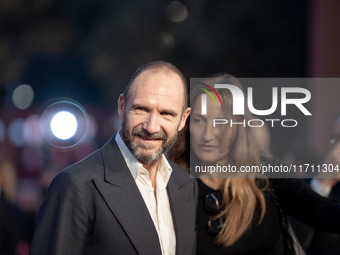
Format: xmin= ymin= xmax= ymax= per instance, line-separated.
xmin=190 ymin=94 xmax=234 ymax=165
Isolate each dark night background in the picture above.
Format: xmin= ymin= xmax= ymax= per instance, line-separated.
xmin=1 ymin=0 xmax=307 ymax=105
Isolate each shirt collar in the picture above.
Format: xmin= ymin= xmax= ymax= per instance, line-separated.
xmin=115 ymin=131 xmax=173 ymax=184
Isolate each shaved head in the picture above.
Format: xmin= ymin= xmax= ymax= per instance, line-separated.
xmin=123 ymin=61 xmax=188 ymax=110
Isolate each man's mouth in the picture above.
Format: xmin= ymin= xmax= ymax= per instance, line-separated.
xmin=132 ymin=127 xmax=167 ymax=142
xmin=137 ymin=134 xmax=163 ymax=141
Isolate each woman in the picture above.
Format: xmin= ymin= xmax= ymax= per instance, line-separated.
xmin=168 ymin=75 xmax=340 ymax=255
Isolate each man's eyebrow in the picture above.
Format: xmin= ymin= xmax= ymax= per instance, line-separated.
xmin=132 ymin=103 xmax=178 ymax=116
xmin=162 ymin=109 xmax=178 ymax=117
xmin=132 ymin=103 xmax=149 ymax=109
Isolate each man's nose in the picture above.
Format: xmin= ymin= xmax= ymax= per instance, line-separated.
xmin=143 ymin=112 xmax=160 ymax=134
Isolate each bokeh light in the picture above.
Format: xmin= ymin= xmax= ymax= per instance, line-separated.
xmin=8 ymin=118 xmax=25 ymax=147
xmin=40 ymin=98 xmax=89 ymax=149
xmin=23 ymin=115 xmax=44 ymax=146
xmin=166 ymin=1 xmax=188 ymax=23
xmin=159 ymin=32 xmax=175 ymax=49
xmin=11 ymin=84 xmax=34 ymax=110
xmin=50 ymin=111 xmax=78 ymax=140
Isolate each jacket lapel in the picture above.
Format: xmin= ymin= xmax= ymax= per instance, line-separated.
xmin=167 ymin=166 xmax=196 ymax=255
xmin=93 ymin=137 xmax=162 ymax=255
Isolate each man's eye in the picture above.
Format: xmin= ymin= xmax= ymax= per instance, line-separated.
xmin=136 ymin=107 xmax=147 ymax=112
xmin=161 ymin=112 xmax=173 ymax=116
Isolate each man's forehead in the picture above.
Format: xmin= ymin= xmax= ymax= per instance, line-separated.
xmin=131 ymin=87 xmax=182 ymax=108
xmin=134 ymin=68 xmax=182 ymax=83
xmin=131 ymin=70 xmax=184 ymax=95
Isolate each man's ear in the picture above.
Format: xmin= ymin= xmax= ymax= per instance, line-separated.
xmin=118 ymin=94 xmax=125 ymax=121
xmin=178 ymin=107 xmax=191 ymax=132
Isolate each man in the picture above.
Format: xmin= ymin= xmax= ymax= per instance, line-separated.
xmin=30 ymin=61 xmax=197 ymax=255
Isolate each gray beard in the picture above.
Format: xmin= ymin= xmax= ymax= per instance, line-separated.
xmin=121 ymin=118 xmax=178 ymax=164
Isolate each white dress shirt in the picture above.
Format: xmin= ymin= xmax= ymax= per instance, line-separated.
xmin=116 ymin=132 xmax=176 ymax=255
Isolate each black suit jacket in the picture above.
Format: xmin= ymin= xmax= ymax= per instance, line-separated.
xmin=30 ymin=136 xmax=198 ymax=255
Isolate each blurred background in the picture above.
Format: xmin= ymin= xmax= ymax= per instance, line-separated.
xmin=1 ymin=0 xmax=340 ymax=254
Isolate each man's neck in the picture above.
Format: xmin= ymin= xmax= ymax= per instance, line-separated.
xmin=142 ymin=160 xmax=160 ymax=190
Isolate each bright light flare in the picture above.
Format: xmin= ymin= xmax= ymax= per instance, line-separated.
xmin=50 ymin=111 xmax=78 ymax=140
xmin=40 ymin=98 xmax=89 ymax=149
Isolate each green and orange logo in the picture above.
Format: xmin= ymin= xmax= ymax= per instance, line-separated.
xmin=197 ymin=82 xmax=222 ymax=115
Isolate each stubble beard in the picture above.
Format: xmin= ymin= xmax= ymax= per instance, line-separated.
xmin=121 ymin=116 xmax=179 ymax=164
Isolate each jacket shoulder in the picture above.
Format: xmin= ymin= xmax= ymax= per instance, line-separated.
xmin=59 ymin=147 xmax=105 ymax=181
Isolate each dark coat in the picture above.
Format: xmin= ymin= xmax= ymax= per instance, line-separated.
xmin=30 ymin=136 xmax=198 ymax=255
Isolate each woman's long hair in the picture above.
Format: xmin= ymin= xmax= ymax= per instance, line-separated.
xmin=168 ymin=74 xmax=268 ymax=247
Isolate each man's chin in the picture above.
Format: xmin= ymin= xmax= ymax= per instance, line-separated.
xmin=136 ymin=149 xmax=160 ymax=158
xmin=134 ymin=138 xmax=163 ymax=149
xmin=134 ymin=143 xmax=159 ymax=153
xmin=135 ymin=153 xmax=162 ymax=164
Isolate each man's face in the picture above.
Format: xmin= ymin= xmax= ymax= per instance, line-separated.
xmin=118 ymin=69 xmax=190 ymax=164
